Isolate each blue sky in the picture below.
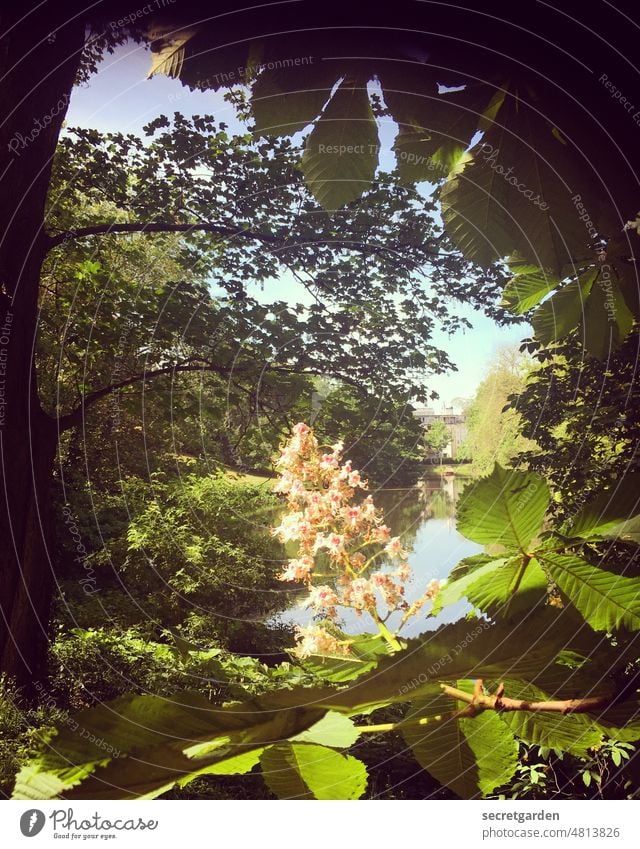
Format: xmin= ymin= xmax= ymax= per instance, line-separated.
xmin=66 ymin=42 xmax=529 ymax=408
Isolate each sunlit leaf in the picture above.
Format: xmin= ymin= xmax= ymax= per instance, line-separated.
xmin=537 ymin=552 xmax=640 ymax=631
xmin=456 ymin=464 xmax=549 ymax=551
xmin=259 ymin=742 xmax=367 ymax=799
xmin=300 ymin=81 xmax=379 ymax=209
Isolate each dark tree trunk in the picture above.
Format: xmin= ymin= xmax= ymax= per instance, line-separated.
xmin=0 ymin=9 xmax=84 ymax=695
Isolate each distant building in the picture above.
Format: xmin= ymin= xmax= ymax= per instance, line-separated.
xmin=413 ymin=406 xmax=468 ymax=459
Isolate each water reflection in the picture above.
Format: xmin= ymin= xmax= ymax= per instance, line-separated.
xmin=274 ymin=474 xmax=482 ymax=638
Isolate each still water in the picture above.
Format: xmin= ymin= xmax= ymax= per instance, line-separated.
xmin=273 ymin=474 xmax=482 ymax=639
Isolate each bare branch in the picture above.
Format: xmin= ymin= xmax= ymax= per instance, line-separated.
xmin=45 ymin=221 xmax=447 ymax=260
xmin=441 ymin=681 xmax=614 ymax=716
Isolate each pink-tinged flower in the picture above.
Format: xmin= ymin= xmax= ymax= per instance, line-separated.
xmin=272 ymin=511 xmax=305 ymax=542
xmin=361 ymin=496 xmax=378 ymax=522
xmin=306 ymin=585 xmax=339 ymax=618
xmin=397 ymin=562 xmax=412 ymax=582
xmin=384 ymin=536 xmax=407 ymax=560
xmin=400 ymin=579 xmax=444 ymax=624
xmin=341 ymin=577 xmax=376 ymax=612
xmin=424 ymin=578 xmax=443 ymax=600
xmin=371 ymin=572 xmax=405 ymax=610
xmin=327 ymin=489 xmax=343 ymax=511
xmin=273 ymin=471 xmax=294 ymax=493
xmin=278 ymin=556 xmax=314 ymax=583
xmin=294 ymin=625 xmax=351 ymax=659
xmin=345 ymin=505 xmax=362 ymax=527
xmin=320 ymin=452 xmax=339 ymax=470
xmin=369 ymin=524 xmax=391 ymax=543
xmin=289 ymin=479 xmax=307 ymax=500
xmin=338 ymin=460 xmax=353 ymax=480
xmin=293 ymin=422 xmax=310 ymax=436
xmin=314 ymin=532 xmax=345 ymax=559
xmin=350 ymin=552 xmax=366 ymax=570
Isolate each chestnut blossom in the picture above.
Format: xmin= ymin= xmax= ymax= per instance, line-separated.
xmin=273 ymin=512 xmax=305 ymax=543
xmin=313 ymin=532 xmax=345 ymax=559
xmin=272 ymin=423 xmax=442 ymax=657
xmin=397 ymin=562 xmax=412 ymax=582
xmin=278 ymin=556 xmax=314 ymax=583
xmin=294 ymin=625 xmax=351 ymax=659
xmin=341 ymin=577 xmax=376 ymax=612
xmin=400 ymin=579 xmax=445 ymax=624
xmin=306 ymin=585 xmax=339 ymax=618
xmin=384 ymin=536 xmax=408 ymax=560
xmin=369 ymin=524 xmax=391 ymax=543
xmin=371 ymin=572 xmax=405 ymax=610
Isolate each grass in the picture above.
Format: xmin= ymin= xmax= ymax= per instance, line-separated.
xmin=430 ymin=462 xmax=475 ymax=476
xmin=223 ymin=468 xmax=275 ymax=487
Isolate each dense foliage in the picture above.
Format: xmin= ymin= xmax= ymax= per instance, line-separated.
xmin=2 ymin=13 xmax=639 ymax=803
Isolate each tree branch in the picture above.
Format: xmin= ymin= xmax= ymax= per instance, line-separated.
xmin=56 ymin=359 xmax=225 ymax=432
xmin=441 ymin=681 xmax=613 ymax=716
xmin=55 ymin=356 xmax=359 ymax=433
xmin=45 ymin=221 xmax=446 ymax=260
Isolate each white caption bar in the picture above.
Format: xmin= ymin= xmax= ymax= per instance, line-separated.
xmin=2 ymin=799 xmax=639 ymax=847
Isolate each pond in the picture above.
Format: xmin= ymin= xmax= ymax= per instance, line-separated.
xmin=271 ymin=473 xmax=483 ymax=639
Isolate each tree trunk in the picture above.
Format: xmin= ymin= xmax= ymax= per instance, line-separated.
xmin=0 ymin=10 xmax=84 ymax=695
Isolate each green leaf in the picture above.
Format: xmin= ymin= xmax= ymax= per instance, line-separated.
xmin=457 ymin=464 xmax=549 ymax=551
xmin=492 ymin=679 xmax=602 ymax=756
xmin=501 ymin=264 xmax=559 ymax=314
xmin=300 ymin=632 xmax=389 ymax=682
xmin=447 ymin=552 xmax=496 ymax=582
xmin=386 ymin=84 xmax=493 ymax=183
xmin=565 ymin=474 xmax=640 ymax=538
xmin=440 ymin=94 xmax=597 ymax=273
xmin=403 ymin=684 xmax=519 ymax=798
xmin=291 ymin=712 xmax=361 ymax=748
xmin=259 ymin=743 xmax=367 ymax=799
xmin=251 ymin=65 xmax=338 ymax=136
xmin=583 ymin=275 xmax=635 ymax=359
xmin=433 ymin=557 xmax=509 ymax=614
xmin=307 ymin=612 xmax=594 ymax=714
xmin=532 ymin=270 xmax=596 ymax=345
xmin=589 ymin=700 xmax=640 ymax=743
xmin=459 ymin=556 xmax=549 ymax=617
xmin=147 ymin=28 xmax=198 ymax=79
xmin=12 ymin=690 xmax=326 ymax=800
xmin=301 ymin=81 xmax=379 ymax=209
xmin=537 ymin=552 xmax=640 ymax=631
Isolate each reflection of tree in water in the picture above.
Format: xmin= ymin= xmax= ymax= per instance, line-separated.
xmin=271 ymin=475 xmax=475 ymax=633
xmin=425 ymin=489 xmax=455 ymax=521
xmin=373 ymin=487 xmax=426 ymax=553
xmin=374 ymin=475 xmax=470 ymax=547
